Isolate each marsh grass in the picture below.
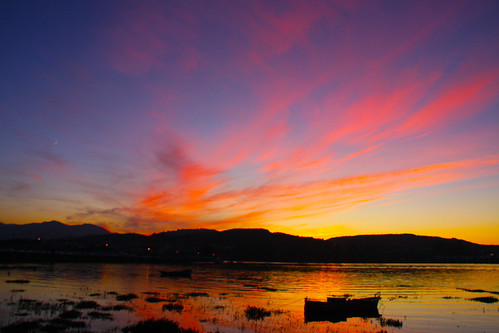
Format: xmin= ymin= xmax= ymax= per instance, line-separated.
xmin=58 ymin=309 xmax=83 ymax=319
xmin=57 ymin=299 xmax=75 ymax=305
xmin=2 ymin=291 xmax=395 ymax=333
xmin=458 ymin=288 xmax=499 ymax=295
xmin=186 ymin=292 xmax=209 ymax=297
xmin=5 ymin=279 xmax=30 ymax=284
xmin=14 ymin=312 xmax=29 ymax=316
xmin=145 ymin=296 xmax=168 ymax=303
xmin=88 ymin=311 xmax=113 ymax=320
xmin=162 ymin=302 xmax=184 ymax=313
xmin=244 ymin=306 xmax=271 ymax=320
xmin=48 ymin=317 xmax=86 ymax=328
xmin=1 ymin=318 xmax=86 ymax=333
xmin=116 ymin=293 xmax=138 ymax=301
xmin=379 ymin=317 xmax=404 ymax=328
xmin=114 ymin=304 xmax=134 ymax=311
xmin=1 ymin=296 xmax=135 ymax=333
xmin=469 ymin=296 xmax=498 ymax=303
xmin=165 ymin=293 xmax=183 ymax=302
xmin=74 ymin=300 xmax=100 ymax=309
xmin=122 ymin=319 xmax=200 ymax=333
xmin=101 ymin=304 xmax=134 ymax=312
xmin=1 ymin=320 xmax=41 ymax=333
xmin=11 ymin=289 xmax=25 ymax=293
xmin=0 ymin=278 xmax=413 ymax=333
xmin=17 ymin=298 xmax=66 ymax=315
xmin=271 ymin=309 xmax=287 ymax=315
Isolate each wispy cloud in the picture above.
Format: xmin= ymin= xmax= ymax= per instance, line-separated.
xmin=2 ymin=0 xmax=498 ymax=243
xmin=121 ymin=154 xmax=498 ymax=233
xmin=104 ymin=1 xmax=199 ymax=75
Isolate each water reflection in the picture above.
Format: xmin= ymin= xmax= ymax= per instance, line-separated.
xmin=0 ymin=263 xmax=498 ymax=332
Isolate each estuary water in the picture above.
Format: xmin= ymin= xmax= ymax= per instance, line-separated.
xmin=0 ymin=263 xmax=498 ymax=332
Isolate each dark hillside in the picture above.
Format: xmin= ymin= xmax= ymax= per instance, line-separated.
xmin=0 ymin=223 xmax=496 ymax=263
xmin=325 ymin=234 xmax=492 ymax=262
xmin=0 ymin=221 xmax=109 ymax=240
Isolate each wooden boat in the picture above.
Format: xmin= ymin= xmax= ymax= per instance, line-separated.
xmin=304 ymin=293 xmax=380 ymax=323
xmin=160 ymin=269 xmax=192 ymax=278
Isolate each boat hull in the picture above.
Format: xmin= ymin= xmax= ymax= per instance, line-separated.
xmin=304 ymin=296 xmax=380 ymax=323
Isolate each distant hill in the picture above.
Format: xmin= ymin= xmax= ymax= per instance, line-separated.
xmin=0 ymin=221 xmax=110 ymax=240
xmin=324 ymin=234 xmax=495 ymax=262
xmin=0 ymin=225 xmax=496 ymax=263
xmin=143 ymin=229 xmax=497 ymax=263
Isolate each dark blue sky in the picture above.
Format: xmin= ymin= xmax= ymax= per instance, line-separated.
xmin=1 ymin=0 xmax=498 ymax=243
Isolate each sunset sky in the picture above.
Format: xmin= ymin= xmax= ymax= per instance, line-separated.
xmin=1 ymin=0 xmax=498 ymax=244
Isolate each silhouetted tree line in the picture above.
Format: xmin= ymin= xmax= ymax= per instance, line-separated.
xmin=0 ymin=222 xmax=497 ymax=263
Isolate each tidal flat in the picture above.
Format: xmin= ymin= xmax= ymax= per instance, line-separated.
xmin=1 ymin=263 xmax=498 ymax=332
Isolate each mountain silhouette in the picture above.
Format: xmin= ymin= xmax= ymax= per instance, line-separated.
xmin=0 ymin=223 xmax=496 ymax=263
xmin=144 ymin=229 xmax=497 ymax=262
xmin=0 ymin=221 xmax=110 ymax=240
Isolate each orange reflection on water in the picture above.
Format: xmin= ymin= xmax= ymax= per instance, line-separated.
xmin=1 ymin=263 xmax=498 ymax=332
xmin=114 ymin=265 xmax=387 ymax=333
xmin=78 ymin=263 xmax=387 ymax=333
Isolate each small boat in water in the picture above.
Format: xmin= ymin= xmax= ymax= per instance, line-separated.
xmin=160 ymin=269 xmax=192 ymax=278
xmin=304 ymin=293 xmax=381 ymax=323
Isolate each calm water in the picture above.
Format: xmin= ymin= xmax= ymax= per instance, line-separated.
xmin=1 ymin=263 xmax=498 ymax=332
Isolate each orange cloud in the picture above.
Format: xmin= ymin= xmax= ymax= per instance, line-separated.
xmin=130 ymin=154 xmax=498 ymax=234
xmin=61 ymin=0 xmax=499 ymax=242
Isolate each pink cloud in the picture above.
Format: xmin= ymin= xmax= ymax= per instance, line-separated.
xmin=397 ymin=68 xmax=499 ymax=137
xmin=68 ymin=1 xmax=499 ymax=238
xmin=244 ymin=1 xmax=334 ymax=63
xmin=104 ymin=1 xmax=198 ymax=75
xmin=125 ymin=146 xmax=498 ymax=233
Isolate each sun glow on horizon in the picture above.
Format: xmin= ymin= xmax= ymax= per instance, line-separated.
xmin=0 ymin=0 xmax=498 ymax=245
